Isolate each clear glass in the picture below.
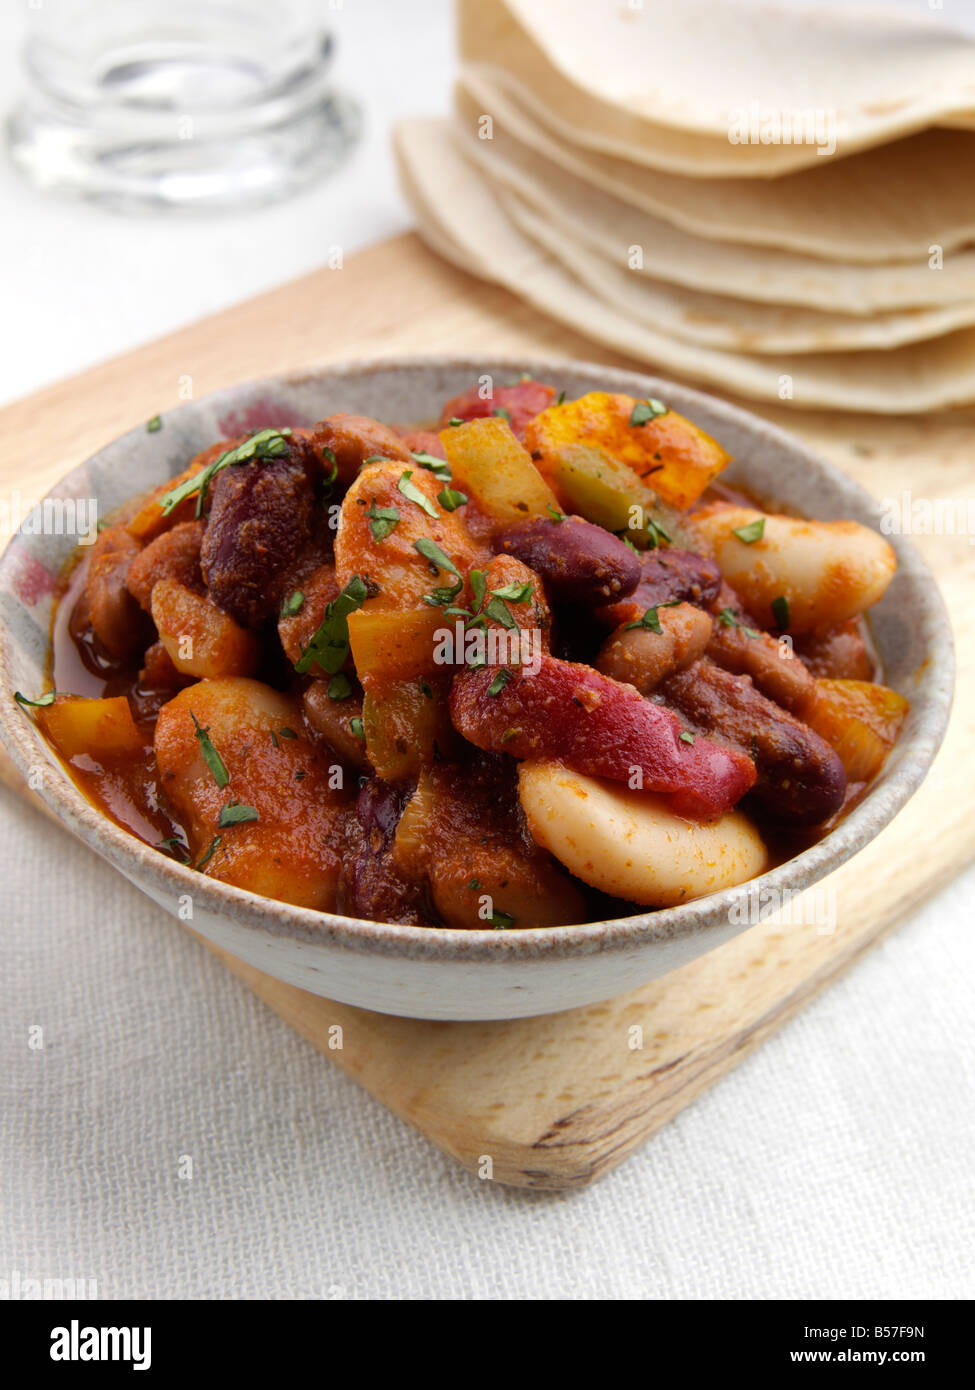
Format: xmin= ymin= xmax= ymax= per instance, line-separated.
xmin=7 ymin=0 xmax=361 ymax=212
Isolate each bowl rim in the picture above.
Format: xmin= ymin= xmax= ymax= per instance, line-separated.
xmin=0 ymin=352 xmax=955 ymax=966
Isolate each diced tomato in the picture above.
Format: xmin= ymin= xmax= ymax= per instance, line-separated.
xmin=439 ymin=378 xmax=557 ymax=441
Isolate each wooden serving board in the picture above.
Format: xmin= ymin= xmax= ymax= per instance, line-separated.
xmin=2 ymin=232 xmax=973 ymax=1189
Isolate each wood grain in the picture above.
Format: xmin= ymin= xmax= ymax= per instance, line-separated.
xmin=2 ymin=231 xmax=971 ymax=1188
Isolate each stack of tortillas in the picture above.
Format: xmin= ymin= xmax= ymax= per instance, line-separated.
xmin=394 ymin=0 xmax=975 ymax=411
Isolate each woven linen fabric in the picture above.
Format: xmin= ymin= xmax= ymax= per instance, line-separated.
xmin=1 ymin=792 xmax=972 ymax=1301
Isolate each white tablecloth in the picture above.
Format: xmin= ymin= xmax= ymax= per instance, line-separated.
xmin=1 ymin=0 xmax=973 ymax=1300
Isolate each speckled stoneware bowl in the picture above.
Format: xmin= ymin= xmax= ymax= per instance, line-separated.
xmin=0 ymin=357 xmax=954 ymax=1019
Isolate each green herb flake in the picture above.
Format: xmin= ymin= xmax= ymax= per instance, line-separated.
xmin=492 ymin=580 xmax=532 ymax=604
xmin=644 ymin=516 xmax=673 ymax=550
xmin=489 ymin=910 xmax=516 ymax=930
xmin=743 ymin=626 xmax=761 ymax=640
xmin=14 ymin=690 xmax=57 ymax=708
xmin=469 ymin=569 xmax=487 ymax=612
xmin=191 ymin=712 xmax=229 ymax=788
xmin=328 ymin=673 xmax=352 ymax=702
xmin=349 ymin=717 xmax=365 ymax=742
xmin=493 ymin=407 xmax=512 ymax=423
xmin=419 ymin=678 xmax=434 ymax=699
xmin=771 ymin=595 xmax=791 ymax=630
xmin=196 ymin=836 xmax=222 ymax=872
xmin=468 ymin=878 xmax=481 ymax=890
xmin=448 ymin=417 xmax=464 ymax=427
xmin=487 ymin=669 xmax=512 ymax=697
xmin=146 ymin=415 xmax=162 ymax=433
xmin=218 ymin=802 xmax=259 ymax=828
xmin=630 ymin=398 xmax=668 ymax=427
xmin=295 ymin=574 xmax=368 ymax=675
xmin=414 ymin=536 xmax=463 ymax=579
xmin=625 ymin=599 xmax=681 ymax=635
xmin=270 ymin=730 xmax=279 ymax=749
xmin=732 ymin=517 xmax=766 ymax=545
xmin=366 ymin=501 xmax=401 ymax=541
xmin=546 ymin=503 xmax=565 ymax=523
xmin=556 ymin=389 xmax=566 ymax=405
xmin=397 ymin=469 xmax=439 ymax=518
xmin=437 ymin=486 xmax=468 ymax=511
xmin=483 ymin=597 xmax=517 ymax=630
xmin=679 ymin=731 xmax=695 ymax=746
xmin=158 ymin=836 xmax=189 ymax=861
xmin=411 ymin=451 xmax=451 ymax=481
xmin=718 ymin=608 xmax=738 ymax=628
xmin=294 ymin=770 xmax=306 ymax=781
xmin=280 ymin=591 xmax=304 ymax=618
xmin=277 ymin=727 xmax=297 ymax=739
xmin=159 ymin=427 xmax=293 ymax=518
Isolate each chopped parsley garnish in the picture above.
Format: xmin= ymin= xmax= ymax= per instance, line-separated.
xmin=468 ymin=878 xmax=481 ymax=890
xmin=630 ymin=398 xmax=668 ymax=427
xmin=411 ymin=451 xmax=451 ymax=481
xmin=294 ymin=574 xmax=368 ymax=675
xmin=158 ymin=836 xmax=189 ymax=861
xmin=437 ymin=486 xmax=467 ymax=511
xmin=489 ymin=910 xmax=516 ymax=930
xmin=679 ymin=731 xmax=695 ymax=745
xmin=469 ymin=569 xmax=487 ymax=612
xmin=218 ymin=802 xmax=259 ymax=828
xmin=493 ymin=407 xmax=512 ymax=423
xmin=280 ymin=591 xmax=304 ymax=618
xmin=196 ymin=836 xmax=222 ymax=871
xmin=159 ymin=427 xmax=293 ymax=518
xmin=320 ymin=447 xmax=338 ymax=496
xmin=191 ymin=712 xmax=229 ymax=788
xmin=366 ymin=501 xmax=400 ymax=541
xmin=717 ymin=608 xmax=738 ymax=627
xmin=556 ymin=389 xmax=566 ymax=405
xmin=546 ymin=503 xmax=565 ymax=523
xmin=492 ymin=580 xmax=532 ymax=603
xmin=419 ymin=678 xmax=434 ymax=699
xmin=448 ymin=417 xmax=464 ymax=426
xmin=414 ymin=537 xmax=464 ymax=606
xmin=644 ymin=516 xmax=673 ymax=550
xmin=328 ymin=673 xmax=352 ymax=701
xmin=487 ymin=669 xmax=512 ymax=696
xmin=397 ymin=469 xmax=439 ymax=517
xmin=277 ymin=727 xmax=297 ymax=739
xmin=349 ymin=717 xmax=365 ymax=741
xmin=482 ymin=597 xmax=517 ymax=630
xmin=625 ymin=599 xmax=680 ymax=634
xmin=146 ymin=415 xmax=162 ymax=433
xmin=771 ymin=595 xmax=791 ymax=630
xmin=14 ymin=689 xmax=57 ymax=708
xmin=294 ymin=770 xmax=306 ymax=781
xmin=732 ymin=517 xmax=766 ymax=545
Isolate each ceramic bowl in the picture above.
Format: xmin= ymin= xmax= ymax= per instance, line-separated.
xmin=0 ymin=357 xmax=954 ymax=1019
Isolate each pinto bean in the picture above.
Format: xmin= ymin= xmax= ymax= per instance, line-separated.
xmin=662 ymin=658 xmax=846 ymax=826
xmin=308 ymin=413 xmax=412 ymax=485
xmin=278 ymin=563 xmax=340 ymax=671
xmin=126 ymin=520 xmax=204 ymax=611
xmin=596 ymin=548 xmax=723 ymax=629
xmin=707 ymin=618 xmax=817 ymax=717
xmin=496 ymin=514 xmax=639 ymax=605
xmin=81 ymin=524 xmax=148 ymax=661
xmin=200 ymin=438 xmax=317 ymax=628
xmin=795 ymin=619 xmax=877 ymax=681
xmin=302 ymin=680 xmax=368 ymax=768
xmin=597 ymin=602 xmax=713 ymax=693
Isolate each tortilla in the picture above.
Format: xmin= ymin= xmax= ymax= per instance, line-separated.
xmin=496 ymin=188 xmax=975 ymax=354
xmin=458 ymin=65 xmax=975 ymax=265
xmin=461 ymin=0 xmax=975 ymax=172
xmin=394 ymin=118 xmax=975 ymax=413
xmin=453 ymin=86 xmax=975 ymax=315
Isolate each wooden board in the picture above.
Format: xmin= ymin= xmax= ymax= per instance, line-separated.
xmin=2 ymin=231 xmax=973 ymax=1188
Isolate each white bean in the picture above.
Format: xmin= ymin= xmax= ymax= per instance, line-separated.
xmin=518 ymin=760 xmax=768 ymax=908
xmin=692 ymin=504 xmax=895 ymax=634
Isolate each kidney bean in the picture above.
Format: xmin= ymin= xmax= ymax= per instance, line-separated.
xmin=339 ymin=778 xmax=429 ymax=925
xmin=662 ymin=658 xmax=846 ymax=826
xmin=200 ymin=438 xmax=317 ymax=628
xmin=597 ymin=548 xmax=723 ymax=628
xmin=496 ymin=514 xmax=640 ymax=605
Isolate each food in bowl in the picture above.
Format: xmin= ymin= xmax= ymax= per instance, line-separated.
xmin=15 ymin=376 xmax=908 ymax=930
